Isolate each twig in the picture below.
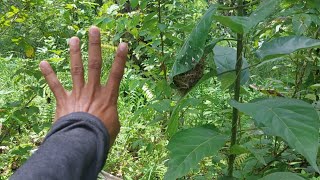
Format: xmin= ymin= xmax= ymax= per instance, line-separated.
xmin=257 ymin=146 xmax=289 ymax=173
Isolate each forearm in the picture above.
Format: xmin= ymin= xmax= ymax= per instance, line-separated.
xmin=10 ymin=112 xmax=110 ymax=180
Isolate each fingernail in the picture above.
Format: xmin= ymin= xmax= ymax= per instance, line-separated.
xmin=69 ymin=37 xmax=79 ymax=45
xmin=89 ymin=26 xmax=100 ymax=35
xmin=119 ymin=43 xmax=127 ymax=52
xmin=39 ymin=61 xmax=49 ymax=70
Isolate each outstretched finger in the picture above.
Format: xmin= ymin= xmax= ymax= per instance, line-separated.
xmin=88 ymin=26 xmax=102 ymax=86
xmin=105 ymin=43 xmax=128 ymax=103
xmin=69 ymin=37 xmax=85 ymax=89
xmin=40 ymin=61 xmax=66 ymax=100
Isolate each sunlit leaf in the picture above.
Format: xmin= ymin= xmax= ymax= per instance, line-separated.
xmin=6 ymin=11 xmax=15 ymax=18
xmin=310 ymin=84 xmax=320 ymax=90
xmin=11 ymin=5 xmax=19 ymax=13
xmin=230 ymin=98 xmax=320 ymax=173
xmin=165 ymin=126 xmax=228 ymax=180
xmin=25 ymin=45 xmax=35 ymax=58
xmin=0 ymin=90 xmax=13 ymax=95
xmin=65 ymin=4 xmax=76 ymax=9
xmin=15 ymin=18 xmax=25 ymax=23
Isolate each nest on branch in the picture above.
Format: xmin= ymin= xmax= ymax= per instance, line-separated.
xmin=173 ymin=58 xmax=205 ymax=95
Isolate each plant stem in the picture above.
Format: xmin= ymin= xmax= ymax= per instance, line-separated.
xmin=228 ymin=0 xmax=244 ymax=176
xmin=158 ymin=0 xmax=167 ymax=78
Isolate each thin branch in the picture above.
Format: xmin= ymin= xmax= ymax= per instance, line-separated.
xmin=258 ymin=146 xmax=289 ymax=173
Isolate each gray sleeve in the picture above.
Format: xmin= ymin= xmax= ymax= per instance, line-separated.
xmin=10 ymin=112 xmax=110 ymax=180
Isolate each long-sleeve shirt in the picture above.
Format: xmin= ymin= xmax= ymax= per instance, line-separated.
xmin=10 ymin=112 xmax=110 ymax=180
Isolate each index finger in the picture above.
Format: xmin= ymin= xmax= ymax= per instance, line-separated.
xmin=39 ymin=61 xmax=66 ymax=100
xmin=105 ymin=43 xmax=128 ymax=103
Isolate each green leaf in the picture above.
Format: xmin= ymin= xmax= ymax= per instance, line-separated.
xmin=165 ymin=127 xmax=228 ymax=180
xmin=15 ymin=17 xmax=25 ymax=23
xmin=292 ymin=14 xmax=312 ymax=35
xmin=65 ymin=3 xmax=76 ymax=9
xmin=130 ymin=0 xmax=139 ymax=8
xmin=259 ymin=172 xmax=305 ymax=180
xmin=168 ymin=5 xmax=217 ymax=84
xmin=213 ymin=46 xmax=250 ymax=88
xmin=0 ymin=90 xmax=13 ymax=95
xmin=26 ymin=106 xmax=40 ymax=116
xmin=140 ymin=0 xmax=148 ymax=9
xmin=166 ymin=70 xmax=216 ymax=137
xmin=306 ymin=0 xmax=320 ymax=10
xmin=213 ymin=0 xmax=279 ymax=34
xmin=94 ymin=17 xmax=113 ymax=27
xmin=11 ymin=145 xmax=33 ymax=156
xmin=310 ymin=84 xmax=320 ymax=90
xmin=230 ymin=145 xmax=249 ymax=155
xmin=204 ymin=38 xmax=225 ymax=55
xmin=230 ymin=98 xmax=320 ymax=172
xmin=256 ymin=36 xmax=320 ymax=59
xmin=213 ymin=16 xmax=249 ymax=34
xmin=149 ymin=99 xmax=172 ymax=113
xmin=158 ymin=23 xmax=167 ymax=32
xmin=11 ymin=5 xmax=20 ymax=13
xmin=167 ymin=98 xmax=202 ymax=137
xmin=220 ymin=72 xmax=236 ymax=90
xmin=249 ymin=0 xmax=280 ymax=28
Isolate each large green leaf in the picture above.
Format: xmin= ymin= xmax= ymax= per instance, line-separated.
xmin=256 ymin=36 xmax=320 ymax=59
xmin=165 ymin=127 xmax=228 ymax=180
xmin=292 ymin=14 xmax=312 ymax=35
xmin=249 ymin=0 xmax=280 ymax=28
xmin=166 ymin=70 xmax=216 ymax=137
xmin=213 ymin=46 xmax=250 ymax=89
xmin=259 ymin=172 xmax=305 ymax=180
xmin=306 ymin=0 xmax=320 ymax=10
xmin=168 ymin=5 xmax=217 ymax=84
xmin=230 ymin=98 xmax=320 ymax=172
xmin=213 ymin=16 xmax=250 ymax=34
xmin=213 ymin=0 xmax=279 ymax=34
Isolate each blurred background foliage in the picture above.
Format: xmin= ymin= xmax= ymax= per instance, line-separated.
xmin=1 ymin=0 xmax=320 ymax=179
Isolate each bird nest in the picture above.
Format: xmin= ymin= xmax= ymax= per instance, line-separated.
xmin=173 ymin=58 xmax=205 ymax=95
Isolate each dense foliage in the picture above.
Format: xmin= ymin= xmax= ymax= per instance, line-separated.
xmin=1 ymin=0 xmax=320 ymax=179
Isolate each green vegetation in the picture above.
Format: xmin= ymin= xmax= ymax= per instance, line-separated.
xmin=1 ymin=0 xmax=320 ymax=179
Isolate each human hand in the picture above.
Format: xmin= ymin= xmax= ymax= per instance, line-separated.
xmin=39 ymin=26 xmax=128 ymax=145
